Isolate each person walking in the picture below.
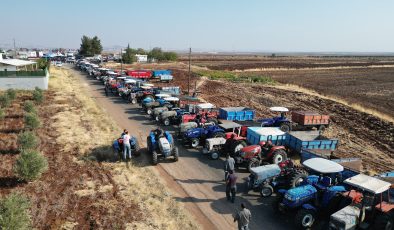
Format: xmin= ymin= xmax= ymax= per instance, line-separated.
xmin=226 ymin=170 xmax=237 ymax=203
xmin=122 ymin=130 xmax=131 ymax=161
xmin=234 ymin=203 xmax=252 ymax=230
xmin=224 ymin=154 xmax=235 ymax=181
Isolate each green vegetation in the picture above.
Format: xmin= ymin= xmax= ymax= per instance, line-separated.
xmin=23 ymin=101 xmax=36 ymax=114
xmin=6 ymin=89 xmax=17 ymax=101
xmin=249 ymin=76 xmax=276 ymax=84
xmin=36 ymin=58 xmax=50 ymax=70
xmin=14 ymin=150 xmax=48 ymax=182
xmin=24 ymin=113 xmax=40 ymax=130
xmin=79 ymin=35 xmax=103 ymax=57
xmin=148 ymin=47 xmax=178 ymax=62
xmin=0 ymin=94 xmax=10 ymax=108
xmin=32 ymin=87 xmax=44 ymax=104
xmin=0 ymin=193 xmax=31 ymax=230
xmin=195 ymin=70 xmax=276 ymax=85
xmin=122 ymin=44 xmax=139 ymax=64
xmin=18 ymin=131 xmax=38 ymax=151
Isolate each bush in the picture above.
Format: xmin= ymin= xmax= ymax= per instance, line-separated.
xmin=14 ymin=150 xmax=48 ymax=181
xmin=32 ymin=88 xmax=44 ymax=104
xmin=0 ymin=94 xmax=10 ymax=108
xmin=18 ymin=131 xmax=38 ymax=151
xmin=0 ymin=108 xmax=4 ymax=120
xmin=250 ymin=76 xmax=276 ymax=85
xmin=24 ymin=113 xmax=40 ymax=130
xmin=23 ymin=101 xmax=36 ymax=114
xmin=0 ymin=193 xmax=31 ymax=230
xmin=6 ymin=89 xmax=17 ymax=101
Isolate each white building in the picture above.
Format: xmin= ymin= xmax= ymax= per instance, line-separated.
xmin=135 ymin=54 xmax=148 ymax=63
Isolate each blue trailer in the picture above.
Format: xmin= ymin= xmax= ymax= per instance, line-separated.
xmin=160 ymin=74 xmax=173 ymax=82
xmin=246 ymin=127 xmax=287 ymax=145
xmin=159 ymin=86 xmax=180 ymax=95
xmin=218 ymin=107 xmax=255 ymax=121
xmin=152 ymin=70 xmax=172 ymax=78
xmin=285 ymin=131 xmax=338 ymax=153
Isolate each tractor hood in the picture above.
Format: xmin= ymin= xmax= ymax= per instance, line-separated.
xmin=259 ymin=118 xmax=275 ymax=126
xmin=185 ymin=128 xmax=203 ymax=137
xmin=240 ymin=145 xmax=261 ymax=159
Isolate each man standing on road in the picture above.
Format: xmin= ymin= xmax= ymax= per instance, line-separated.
xmin=234 ymin=203 xmax=252 ymax=230
xmin=226 ymin=170 xmax=237 ymax=203
xmin=224 ymin=154 xmax=235 ymax=181
xmin=122 ymin=130 xmax=131 ymax=161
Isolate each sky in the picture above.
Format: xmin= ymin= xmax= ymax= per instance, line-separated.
xmin=1 ymin=0 xmax=394 ymax=52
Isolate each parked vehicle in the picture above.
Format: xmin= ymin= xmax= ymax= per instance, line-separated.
xmin=112 ymin=136 xmax=140 ymax=159
xmin=147 ymin=129 xmax=179 ymax=165
xmin=181 ymin=103 xmax=219 ymax=124
xmin=126 ymin=70 xmax=152 ymax=79
xmin=160 ymin=74 xmax=173 ymax=82
xmin=159 ymin=110 xmax=179 ymax=126
xmin=184 ymin=125 xmax=225 ymax=148
xmin=329 ymin=174 xmax=393 ymax=230
xmin=202 ymin=137 xmax=227 ymax=159
xmin=259 ymin=107 xmax=291 ymax=132
xmin=286 ymin=131 xmax=339 ymax=154
xmin=247 ymin=160 xmax=308 ymax=197
xmin=218 ymin=107 xmax=255 ymax=121
xmin=152 ymin=70 xmax=172 ymax=78
xmin=178 ymin=121 xmax=198 ymax=137
xmin=151 ymin=107 xmax=169 ymax=120
xmin=276 ymin=158 xmax=346 ymax=229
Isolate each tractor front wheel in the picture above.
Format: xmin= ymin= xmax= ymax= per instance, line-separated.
xmin=147 ymin=108 xmax=153 ymax=115
xmin=210 ymin=151 xmax=220 ymax=160
xmin=172 ymin=147 xmax=179 ymax=162
xmin=260 ymin=184 xmax=274 ymax=197
xmin=295 ymin=209 xmax=316 ymax=229
xmin=152 ymin=151 xmax=158 ymax=165
xmin=279 ymin=123 xmax=291 ymax=132
xmin=190 ymin=138 xmax=200 ymax=148
xmin=164 ymin=118 xmax=171 ymax=126
xmin=231 ymin=140 xmax=247 ymax=155
xmin=272 ymin=149 xmax=287 ymax=164
xmin=290 ymin=169 xmax=308 ymax=188
xmin=213 ymin=132 xmax=225 ymax=138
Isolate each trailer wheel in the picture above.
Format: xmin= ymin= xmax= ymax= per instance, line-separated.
xmin=279 ymin=122 xmax=291 ymax=132
xmin=272 ymin=150 xmax=287 ymax=164
xmin=295 ymin=209 xmax=316 ymax=229
xmin=152 ymin=151 xmax=158 ymax=165
xmin=373 ymin=212 xmax=393 ymax=230
xmin=260 ymin=184 xmax=274 ymax=197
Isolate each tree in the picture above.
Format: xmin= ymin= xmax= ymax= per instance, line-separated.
xmin=0 ymin=193 xmax=31 ymax=230
xmin=14 ymin=150 xmax=48 ymax=182
xmin=122 ymin=44 xmax=137 ymax=64
xmin=163 ymin=52 xmax=178 ymax=61
xmin=36 ymin=58 xmax=50 ymax=70
xmin=79 ymin=35 xmax=102 ymax=57
xmin=148 ymin=47 xmax=164 ymax=61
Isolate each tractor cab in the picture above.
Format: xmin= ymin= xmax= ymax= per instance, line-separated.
xmin=163 ymin=97 xmax=180 ymax=108
xmin=259 ymin=107 xmax=291 ymax=132
xmin=302 ymin=158 xmax=344 ymax=189
xmin=330 ymin=174 xmax=393 ymax=230
xmin=218 ymin=121 xmax=245 ymax=140
xmin=142 ymin=93 xmax=170 ymax=105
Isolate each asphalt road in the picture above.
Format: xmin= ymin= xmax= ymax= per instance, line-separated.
xmin=67 ymin=65 xmax=295 ymax=230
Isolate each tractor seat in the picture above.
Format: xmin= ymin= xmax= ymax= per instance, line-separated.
xmin=315 ymin=176 xmax=332 ymax=190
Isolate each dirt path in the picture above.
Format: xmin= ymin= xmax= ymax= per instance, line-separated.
xmin=68 ymin=66 xmax=295 ymax=230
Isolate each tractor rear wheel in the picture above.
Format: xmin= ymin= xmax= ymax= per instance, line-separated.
xmin=272 ymin=149 xmax=287 ymax=164
xmin=295 ymin=209 xmax=316 ymax=229
xmin=190 ymin=138 xmax=200 ymax=148
xmin=374 ymin=212 xmax=394 ymax=230
xmin=164 ymin=118 xmax=170 ymax=126
xmin=279 ymin=123 xmax=291 ymax=132
xmin=230 ymin=140 xmax=247 ymax=155
xmin=147 ymin=137 xmax=152 ymax=153
xmin=172 ymin=147 xmax=179 ymax=162
xmin=147 ymin=108 xmax=153 ymax=115
xmin=155 ymin=116 xmax=159 ymax=122
xmin=318 ymin=125 xmax=326 ymax=131
xmin=213 ymin=132 xmax=225 ymax=138
xmin=260 ymin=184 xmax=274 ymax=197
xmin=133 ymin=139 xmax=141 ymax=157
xmin=207 ymin=118 xmax=218 ymax=125
xmin=290 ymin=169 xmax=308 ymax=188
xmin=272 ymin=194 xmax=284 ymax=213
xmin=152 ymin=151 xmax=158 ymax=165
xmin=248 ymin=158 xmax=260 ymax=172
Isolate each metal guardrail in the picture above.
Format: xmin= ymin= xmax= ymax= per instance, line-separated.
xmin=0 ymin=69 xmax=47 ymax=78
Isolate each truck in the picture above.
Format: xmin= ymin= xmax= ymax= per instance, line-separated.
xmin=126 ymin=70 xmax=152 ymax=79
xmin=152 ymin=70 xmax=172 ymax=78
xmin=218 ymin=107 xmax=255 ymax=121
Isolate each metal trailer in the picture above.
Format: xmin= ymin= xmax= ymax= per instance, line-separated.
xmin=291 ymin=111 xmax=330 ymax=131
xmin=159 ymin=74 xmax=173 ymax=82
xmin=285 ymin=131 xmax=339 ymax=153
xmin=152 ymin=70 xmax=172 ymax=78
xmin=218 ymin=107 xmax=255 ymax=121
xmin=246 ymin=127 xmax=287 ymax=145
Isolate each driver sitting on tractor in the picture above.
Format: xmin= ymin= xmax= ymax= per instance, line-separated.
xmin=261 ymin=140 xmax=274 ymax=153
xmin=154 ymin=128 xmax=164 ymax=141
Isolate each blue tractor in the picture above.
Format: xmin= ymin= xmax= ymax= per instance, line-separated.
xmin=147 ymin=129 xmax=179 ymax=165
xmin=112 ymin=136 xmax=140 ymax=160
xmin=275 ymin=158 xmax=347 ymax=229
xmin=184 ymin=125 xmax=225 ymax=148
xmin=259 ymin=107 xmax=291 ymax=132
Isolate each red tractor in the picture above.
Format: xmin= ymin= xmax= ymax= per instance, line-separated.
xmin=181 ymin=103 xmax=219 ymax=125
xmin=234 ymin=141 xmax=288 ymax=172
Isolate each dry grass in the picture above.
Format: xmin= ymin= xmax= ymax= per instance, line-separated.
xmin=48 ymin=68 xmax=199 ymax=230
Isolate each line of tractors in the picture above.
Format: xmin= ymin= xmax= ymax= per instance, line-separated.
xmin=75 ymin=60 xmax=393 ymax=230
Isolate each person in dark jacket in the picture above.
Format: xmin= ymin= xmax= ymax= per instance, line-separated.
xmin=226 ymin=170 xmax=237 ymax=203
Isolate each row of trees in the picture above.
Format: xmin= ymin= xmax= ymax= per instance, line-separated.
xmin=122 ymin=45 xmax=178 ymax=64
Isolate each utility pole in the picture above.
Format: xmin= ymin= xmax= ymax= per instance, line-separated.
xmin=188 ymin=47 xmax=191 ymax=96
xmin=120 ymin=48 xmax=123 ymax=73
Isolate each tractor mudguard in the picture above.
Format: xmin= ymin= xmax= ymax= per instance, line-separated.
xmin=267 ymin=146 xmax=286 ymax=158
xmin=130 ymin=136 xmax=137 ymax=146
xmin=165 ymin=131 xmax=173 ymax=145
xmin=301 ymin=203 xmax=317 ymax=211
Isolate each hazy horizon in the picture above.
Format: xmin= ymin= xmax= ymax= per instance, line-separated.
xmin=1 ymin=0 xmax=394 ymax=53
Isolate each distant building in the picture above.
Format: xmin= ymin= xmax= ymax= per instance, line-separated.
xmin=135 ymin=54 xmax=148 ymax=63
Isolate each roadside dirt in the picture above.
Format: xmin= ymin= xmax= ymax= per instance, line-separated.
xmin=197 ymin=78 xmax=394 ymax=173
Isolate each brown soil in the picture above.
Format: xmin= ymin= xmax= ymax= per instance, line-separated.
xmin=0 ymin=133 xmax=18 ymax=153
xmin=196 ymin=77 xmax=394 ymax=173
xmin=0 ymin=118 xmax=24 ymax=132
